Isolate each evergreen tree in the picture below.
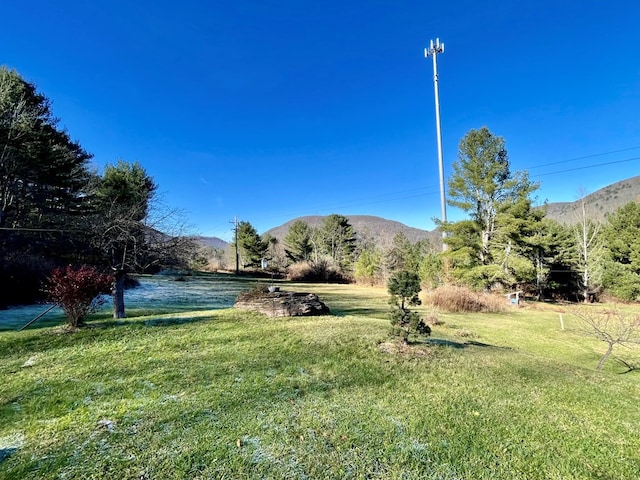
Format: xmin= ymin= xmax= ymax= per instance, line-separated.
xmin=234 ymin=221 xmax=268 ymax=269
xmin=318 ymin=214 xmax=356 ymax=271
xmin=388 ymin=270 xmax=430 ymax=344
xmin=0 ymin=66 xmax=92 ymax=231
xmin=602 ymin=201 xmax=640 ymax=301
xmin=91 ymin=160 xmax=157 ymax=318
xmin=523 ymin=217 xmax=578 ymax=300
xmin=283 ymin=219 xmax=313 ymax=263
xmin=442 ymin=127 xmax=539 ymax=290
xmin=385 ymin=232 xmax=431 ymax=277
xmin=0 ymin=67 xmax=94 ymax=306
xmin=354 ymin=246 xmax=382 ymax=285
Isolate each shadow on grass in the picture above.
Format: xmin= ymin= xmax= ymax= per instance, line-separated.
xmin=0 ymin=313 xmax=222 ymax=361
xmin=423 ymin=338 xmax=511 ymax=350
xmin=0 ymin=448 xmax=17 ymax=463
xmin=328 ymin=307 xmax=388 ymax=318
xmin=80 ymin=316 xmax=216 ymax=332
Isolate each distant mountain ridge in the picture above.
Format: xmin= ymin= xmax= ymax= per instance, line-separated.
xmin=192 ymin=236 xmax=229 ymax=250
xmin=542 ymin=175 xmax=640 ymax=224
xmin=193 ymin=176 xmax=640 ymax=252
xmin=263 ymin=215 xmax=441 ymax=250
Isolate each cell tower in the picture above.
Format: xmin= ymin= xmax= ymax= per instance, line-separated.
xmin=424 ymin=38 xmax=447 ymax=250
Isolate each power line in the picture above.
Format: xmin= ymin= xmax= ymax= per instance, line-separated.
xmin=531 ymin=156 xmax=640 ymax=178
xmin=0 ymin=227 xmax=68 ymax=232
xmin=527 ymin=146 xmax=640 ymax=170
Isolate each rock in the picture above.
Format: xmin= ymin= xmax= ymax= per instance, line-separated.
xmin=21 ymin=356 xmax=37 ymax=368
xmin=234 ymin=289 xmax=330 ymax=317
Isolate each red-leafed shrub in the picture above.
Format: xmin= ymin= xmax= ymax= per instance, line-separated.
xmin=47 ymin=265 xmax=113 ymax=327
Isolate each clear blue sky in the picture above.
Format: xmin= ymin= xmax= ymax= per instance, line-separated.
xmin=2 ymin=1 xmax=639 ymax=241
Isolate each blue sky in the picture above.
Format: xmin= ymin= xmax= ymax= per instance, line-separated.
xmin=2 ymin=1 xmax=639 ymax=241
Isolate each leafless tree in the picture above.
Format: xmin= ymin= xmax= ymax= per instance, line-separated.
xmin=572 ymin=306 xmax=640 ymax=370
xmin=574 ymin=188 xmax=605 ymax=302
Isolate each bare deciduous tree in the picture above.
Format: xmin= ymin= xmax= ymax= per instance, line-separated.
xmin=574 ymin=189 xmax=605 ymax=302
xmin=573 ymin=306 xmax=640 ymax=370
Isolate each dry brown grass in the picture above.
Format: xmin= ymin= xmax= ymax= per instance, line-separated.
xmin=286 ymin=260 xmax=351 ymax=283
xmin=377 ymin=341 xmax=436 ymax=358
xmin=425 ymin=285 xmax=506 ymax=313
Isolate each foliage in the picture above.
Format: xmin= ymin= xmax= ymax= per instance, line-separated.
xmin=46 ymin=265 xmax=113 ymax=327
xmin=262 ymin=233 xmax=286 ymax=271
xmin=418 ymin=251 xmax=444 ymax=289
xmin=383 ymin=232 xmax=443 ymax=288
xmin=283 ymin=219 xmax=314 ymax=263
xmin=0 ymin=68 xmax=194 ymax=310
xmin=601 ymin=201 xmax=640 ymax=301
xmin=89 ymin=160 xmax=158 ymax=318
xmin=527 ymin=218 xmax=579 ymax=300
xmin=0 ymin=67 xmax=93 ymax=231
xmin=91 ymin=160 xmax=157 ymax=268
xmin=442 ymin=127 xmax=539 ymax=290
xmin=354 ymin=245 xmax=382 ymax=285
xmin=602 ymin=262 xmax=640 ymax=302
xmin=0 ymin=67 xmax=94 ymax=306
xmin=572 ymin=306 xmax=640 ymax=370
xmin=385 ymin=232 xmax=429 ymax=275
xmin=447 ymin=127 xmax=538 ymax=265
xmin=387 ymin=270 xmax=429 ymax=343
xmin=317 ymin=214 xmax=357 ymax=271
xmin=234 ymin=220 xmax=268 ymax=269
xmin=425 ymin=285 xmax=506 ymax=313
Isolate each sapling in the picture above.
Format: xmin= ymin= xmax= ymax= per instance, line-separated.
xmin=573 ymin=306 xmax=640 ymax=370
xmin=387 ymin=270 xmax=430 ymax=344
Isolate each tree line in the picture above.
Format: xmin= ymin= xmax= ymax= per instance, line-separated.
xmin=238 ymin=126 xmax=640 ymax=303
xmin=3 ymin=64 xmax=639 ymax=313
xmin=0 ymin=66 xmax=195 ymax=313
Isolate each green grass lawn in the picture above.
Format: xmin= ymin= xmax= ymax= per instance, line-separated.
xmin=1 ymin=283 xmax=639 ymax=479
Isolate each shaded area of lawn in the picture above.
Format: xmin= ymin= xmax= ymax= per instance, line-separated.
xmin=0 ymin=272 xmax=259 ymax=332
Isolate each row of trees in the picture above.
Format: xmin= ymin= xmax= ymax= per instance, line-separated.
xmin=440 ymin=126 xmax=640 ymax=302
xmin=233 ymin=126 xmax=640 ymax=303
xmin=353 ymin=126 xmax=640 ymax=303
xmin=0 ymin=66 xmax=195 ymax=314
xmin=233 ymin=214 xmax=357 ymax=273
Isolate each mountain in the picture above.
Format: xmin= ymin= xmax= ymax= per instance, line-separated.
xmin=543 ymin=176 xmax=640 ymax=224
xmin=193 ymin=177 xmax=640 ymax=256
xmin=263 ymin=215 xmax=441 ymax=250
xmin=192 ymin=236 xmax=229 ymax=250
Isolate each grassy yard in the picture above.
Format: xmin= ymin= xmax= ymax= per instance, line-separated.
xmin=1 ymin=282 xmax=639 ymax=479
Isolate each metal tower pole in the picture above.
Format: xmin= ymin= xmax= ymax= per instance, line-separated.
xmin=425 ymin=38 xmax=447 ymax=251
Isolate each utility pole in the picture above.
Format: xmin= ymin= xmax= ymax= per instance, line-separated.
xmin=231 ymin=216 xmax=239 ymax=274
xmin=425 ymin=37 xmax=447 ymax=251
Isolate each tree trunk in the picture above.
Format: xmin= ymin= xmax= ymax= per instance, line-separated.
xmin=480 ymin=230 xmax=490 ymax=264
xmin=113 ymin=269 xmax=126 ymax=318
xmin=596 ymin=342 xmax=615 ymax=370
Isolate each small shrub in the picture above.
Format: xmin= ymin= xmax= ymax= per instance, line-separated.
xmin=426 ymin=285 xmax=505 ymax=313
xmin=286 ymin=260 xmax=351 ymax=283
xmin=388 ymin=271 xmax=431 ymax=343
xmin=47 ymin=265 xmax=113 ymax=328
